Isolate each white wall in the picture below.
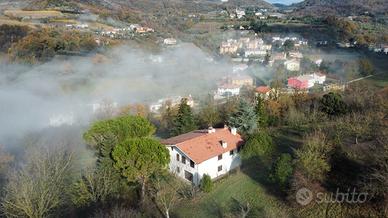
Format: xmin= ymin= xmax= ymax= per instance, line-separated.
xmin=167 ymin=146 xmax=241 ymax=186
xmin=197 ymin=148 xmax=241 ymax=184
xmin=167 ymin=146 xmax=199 ymax=185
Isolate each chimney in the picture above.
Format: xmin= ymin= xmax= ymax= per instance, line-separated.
xmin=208 ymin=126 xmax=215 ymax=133
xmin=224 ymin=124 xmax=228 ymax=129
xmin=221 ymin=140 xmax=228 ymax=148
xmin=231 ymin=127 xmax=237 ymax=135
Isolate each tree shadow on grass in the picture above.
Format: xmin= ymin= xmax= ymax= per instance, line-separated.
xmin=240 ymin=157 xmax=287 ymax=202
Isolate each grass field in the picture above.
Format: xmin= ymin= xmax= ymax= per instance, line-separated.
xmin=173 ymin=164 xmax=291 ymax=218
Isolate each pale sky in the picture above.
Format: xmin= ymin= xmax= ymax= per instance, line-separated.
xmin=266 ymin=0 xmax=303 ymax=5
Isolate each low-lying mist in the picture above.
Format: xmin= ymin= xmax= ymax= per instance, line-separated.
xmin=0 ymin=43 xmax=233 ymax=146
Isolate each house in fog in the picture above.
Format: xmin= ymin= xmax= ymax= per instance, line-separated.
xmin=161 ymin=127 xmax=244 ymax=185
xmin=284 ymin=59 xmax=300 ymax=71
xmin=215 ymin=83 xmax=241 ymax=99
xmin=163 ymin=38 xmax=177 ymax=45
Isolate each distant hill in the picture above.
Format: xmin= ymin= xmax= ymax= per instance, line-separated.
xmin=15 ymin=0 xmax=274 ymax=12
xmin=292 ymin=0 xmax=388 ymax=16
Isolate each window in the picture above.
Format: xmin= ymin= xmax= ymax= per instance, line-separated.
xmin=176 ymin=154 xmax=180 ymax=161
xmin=218 ymin=154 xmax=223 ymax=160
xmin=190 ymin=160 xmax=195 ymax=168
xmin=237 ymin=146 xmax=241 ymax=153
xmin=230 ymin=150 xmax=234 ymax=156
xmin=184 ymin=170 xmax=193 ymax=182
xmin=171 ymin=147 xmax=174 ymax=151
xmin=182 ymin=156 xmax=186 ymax=164
xmin=176 ymin=167 xmax=180 ymax=173
xmin=218 ymin=165 xmax=222 ymax=172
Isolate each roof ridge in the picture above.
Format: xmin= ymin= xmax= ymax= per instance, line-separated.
xmin=175 ymin=128 xmax=229 ymax=146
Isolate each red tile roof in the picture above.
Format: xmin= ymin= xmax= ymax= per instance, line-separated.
xmin=255 ymin=86 xmax=271 ymax=93
xmin=161 ymin=128 xmax=244 ymax=164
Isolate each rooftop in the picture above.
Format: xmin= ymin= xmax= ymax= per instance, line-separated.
xmin=255 ymin=86 xmax=271 ymax=93
xmin=161 ymin=128 xmax=244 ymax=163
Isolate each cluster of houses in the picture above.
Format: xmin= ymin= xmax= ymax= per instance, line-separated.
xmin=99 ymin=24 xmax=154 ymax=39
xmin=149 ymin=95 xmax=194 ymax=114
xmin=220 ymin=35 xmax=308 ymax=69
xmin=229 ymin=8 xmax=285 ymax=20
xmin=220 ymin=37 xmax=272 ymax=59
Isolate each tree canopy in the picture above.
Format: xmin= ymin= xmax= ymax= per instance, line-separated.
xmin=319 ymin=92 xmax=348 ymax=116
xmin=228 ymin=99 xmax=257 ymax=135
xmin=171 ymin=98 xmax=197 ymax=136
xmin=112 ymin=137 xmax=170 ymax=203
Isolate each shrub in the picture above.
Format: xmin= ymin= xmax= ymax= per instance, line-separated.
xmin=200 ymin=174 xmax=213 ymax=193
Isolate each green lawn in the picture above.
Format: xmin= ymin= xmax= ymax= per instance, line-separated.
xmin=173 ymin=166 xmax=291 ymax=218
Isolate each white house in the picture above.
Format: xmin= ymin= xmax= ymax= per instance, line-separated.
xmin=215 ymin=83 xmax=241 ymax=99
xmin=163 ymin=38 xmax=177 ymax=45
xmin=149 ymin=95 xmax=194 ymax=113
xmin=284 ymin=59 xmax=300 ymax=71
xmin=161 ymin=127 xmax=244 ymax=185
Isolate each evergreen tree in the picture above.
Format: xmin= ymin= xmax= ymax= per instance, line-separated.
xmin=319 ymin=92 xmax=348 ymax=116
xmin=228 ymin=99 xmax=257 ymax=135
xmin=255 ymin=96 xmax=268 ymax=128
xmin=270 ymin=153 xmax=293 ymax=189
xmin=200 ymin=174 xmax=213 ymax=193
xmin=171 ymin=98 xmax=197 ymax=136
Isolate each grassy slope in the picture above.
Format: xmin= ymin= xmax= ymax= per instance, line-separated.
xmin=173 ymin=127 xmax=305 ymax=218
xmin=173 ymin=166 xmax=291 ymax=218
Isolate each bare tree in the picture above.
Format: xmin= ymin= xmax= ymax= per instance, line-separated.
xmin=150 ymin=175 xmax=182 ymax=218
xmin=1 ymin=146 xmax=73 ymax=218
xmin=72 ymin=167 xmax=119 ymax=207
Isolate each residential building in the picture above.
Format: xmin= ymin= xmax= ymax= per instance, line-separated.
xmin=163 ymin=38 xmax=177 ymax=45
xmin=255 ymin=86 xmax=272 ymax=99
xmin=149 ymin=95 xmax=194 ymax=113
xmin=284 ymin=59 xmax=300 ymax=71
xmin=226 ymin=74 xmax=254 ymax=87
xmin=288 ymin=73 xmax=326 ymax=89
xmin=161 ymin=127 xmax=244 ymax=185
xmin=216 ymin=83 xmax=241 ymax=98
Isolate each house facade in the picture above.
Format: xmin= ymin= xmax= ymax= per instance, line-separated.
xmin=161 ymin=127 xmax=244 ymax=186
xmin=288 ymin=73 xmax=326 ymax=89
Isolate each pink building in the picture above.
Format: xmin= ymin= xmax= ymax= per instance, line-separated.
xmin=288 ymin=73 xmax=326 ymax=89
xmin=288 ymin=77 xmax=310 ymax=89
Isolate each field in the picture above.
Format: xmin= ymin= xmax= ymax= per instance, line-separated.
xmin=4 ymin=10 xmax=63 ymax=19
xmin=173 ymin=163 xmax=291 ymax=218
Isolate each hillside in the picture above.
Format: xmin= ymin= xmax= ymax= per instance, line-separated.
xmin=292 ymin=0 xmax=388 ymax=16
xmin=19 ymin=0 xmax=274 ymax=12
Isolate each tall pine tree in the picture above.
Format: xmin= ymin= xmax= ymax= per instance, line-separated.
xmin=255 ymin=95 xmax=268 ymax=128
xmin=171 ymin=98 xmax=197 ymax=136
